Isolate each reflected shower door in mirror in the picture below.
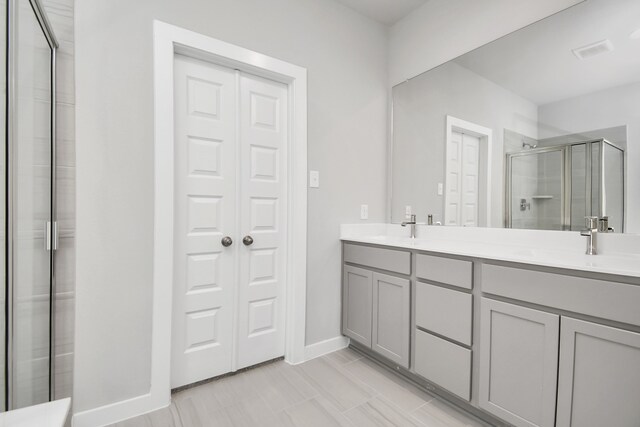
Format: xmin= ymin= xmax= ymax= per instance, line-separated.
xmin=507 ymin=147 xmax=565 ymax=231
xmin=390 ymin=0 xmax=637 ymax=232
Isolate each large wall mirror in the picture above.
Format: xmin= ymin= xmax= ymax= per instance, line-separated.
xmin=391 ymin=0 xmax=638 ymax=233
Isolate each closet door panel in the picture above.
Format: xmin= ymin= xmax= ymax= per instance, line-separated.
xmin=237 ymin=73 xmax=288 ymax=369
xmin=171 ymin=55 xmax=237 ymax=388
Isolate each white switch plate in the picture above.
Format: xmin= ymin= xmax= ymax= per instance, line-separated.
xmin=437 ymin=182 xmax=443 ymax=196
xmin=405 ymin=205 xmax=412 ymax=216
xmin=309 ymin=170 xmax=319 ymax=188
xmin=360 ymin=204 xmax=368 ymax=220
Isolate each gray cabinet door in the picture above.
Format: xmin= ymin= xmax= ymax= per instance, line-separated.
xmin=342 ymin=265 xmax=373 ymax=347
xmin=479 ymin=298 xmax=559 ymax=427
xmin=372 ymin=272 xmax=410 ymax=367
xmin=556 ymin=317 xmax=640 ymax=427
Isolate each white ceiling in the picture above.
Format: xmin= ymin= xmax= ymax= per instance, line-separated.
xmin=333 ymin=0 xmax=428 ymax=26
xmin=453 ymin=0 xmax=640 ymax=105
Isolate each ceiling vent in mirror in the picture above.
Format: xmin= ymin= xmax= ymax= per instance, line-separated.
xmin=572 ymin=39 xmax=614 ymax=60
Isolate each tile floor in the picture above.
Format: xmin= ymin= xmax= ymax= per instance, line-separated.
xmin=110 ymin=348 xmax=485 ymax=427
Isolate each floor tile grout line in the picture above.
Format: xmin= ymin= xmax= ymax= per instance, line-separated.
xmin=373 ymin=391 xmax=433 ymax=426
xmin=332 ymin=356 xmax=435 ymax=413
xmin=296 ymin=357 xmax=381 ymax=413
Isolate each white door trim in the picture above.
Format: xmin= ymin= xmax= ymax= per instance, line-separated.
xmin=445 ymin=115 xmax=493 ymax=227
xmin=73 ymin=21 xmax=308 ymax=427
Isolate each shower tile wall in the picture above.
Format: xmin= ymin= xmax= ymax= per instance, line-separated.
xmin=42 ymin=0 xmax=75 ymax=401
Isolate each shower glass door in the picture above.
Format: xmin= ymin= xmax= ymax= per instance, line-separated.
xmin=8 ymin=0 xmax=56 ymax=410
xmin=507 ymin=148 xmax=565 ymax=230
xmin=0 ymin=0 xmax=6 ymax=413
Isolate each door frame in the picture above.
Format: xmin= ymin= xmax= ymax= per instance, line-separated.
xmin=444 ymin=115 xmax=493 ymax=227
xmin=152 ymin=20 xmax=307 ymax=408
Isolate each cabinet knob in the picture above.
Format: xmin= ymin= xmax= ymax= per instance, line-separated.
xmin=242 ymin=235 xmax=254 ymax=246
xmin=221 ymin=236 xmax=233 ymax=247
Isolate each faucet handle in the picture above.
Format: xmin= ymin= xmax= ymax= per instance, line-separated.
xmin=584 ymin=216 xmax=598 ymax=229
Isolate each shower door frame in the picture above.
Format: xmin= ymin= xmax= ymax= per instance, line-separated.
xmin=504 ymin=138 xmax=625 ymax=231
xmin=5 ymin=0 xmax=59 ymax=411
xmin=504 ymin=145 xmax=570 ymax=230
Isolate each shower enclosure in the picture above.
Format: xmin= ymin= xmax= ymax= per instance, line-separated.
xmin=1 ymin=0 xmax=59 ymax=411
xmin=506 ymin=139 xmax=625 ymax=232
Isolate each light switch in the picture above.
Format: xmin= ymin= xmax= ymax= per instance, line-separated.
xmin=437 ymin=182 xmax=443 ymax=196
xmin=405 ymin=205 xmax=412 ymax=216
xmin=360 ymin=204 xmax=369 ymax=220
xmin=309 ymin=170 xmax=319 ymax=188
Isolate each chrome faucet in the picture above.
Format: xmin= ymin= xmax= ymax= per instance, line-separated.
xmin=580 ymin=216 xmax=598 ymax=255
xmin=401 ymin=214 xmax=417 ymax=238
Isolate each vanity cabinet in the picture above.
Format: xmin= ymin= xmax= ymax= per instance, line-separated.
xmin=342 ymin=244 xmax=410 ymax=367
xmin=479 ymin=298 xmax=559 ymax=427
xmin=479 ymin=296 xmax=640 ymax=427
xmin=556 ymin=317 xmax=640 ymax=427
xmin=341 ymin=238 xmax=640 ymax=427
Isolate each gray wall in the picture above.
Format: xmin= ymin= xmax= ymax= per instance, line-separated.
xmin=391 ymin=61 xmax=538 ymax=225
xmin=538 ymin=82 xmax=640 ymax=233
xmin=74 ymin=0 xmax=388 ymax=413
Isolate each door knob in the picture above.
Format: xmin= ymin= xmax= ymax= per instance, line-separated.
xmin=221 ymin=236 xmax=233 ymax=247
xmin=242 ymin=235 xmax=254 ymax=246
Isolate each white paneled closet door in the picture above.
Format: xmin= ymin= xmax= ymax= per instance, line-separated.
xmin=172 ymin=55 xmax=237 ymax=388
xmin=460 ymin=133 xmax=479 ymax=227
xmin=445 ymin=130 xmax=479 ymax=226
xmin=236 ymin=74 xmax=287 ymax=369
xmin=171 ymin=55 xmax=287 ymax=388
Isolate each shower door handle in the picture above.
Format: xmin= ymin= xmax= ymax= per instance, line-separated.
xmin=45 ymin=221 xmax=59 ymax=251
xmin=45 ymin=222 xmax=51 ymax=251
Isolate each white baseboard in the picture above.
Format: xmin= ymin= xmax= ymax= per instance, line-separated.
xmin=303 ymin=335 xmax=349 ymax=362
xmin=72 ymin=338 xmax=348 ymax=426
xmin=72 ymin=392 xmax=169 ymax=427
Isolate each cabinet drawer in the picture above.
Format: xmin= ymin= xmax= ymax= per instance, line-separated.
xmin=414 ymin=329 xmax=471 ymax=401
xmin=344 ymin=243 xmax=410 ymax=275
xmin=416 ymin=254 xmax=472 ymax=289
xmin=482 ymin=264 xmax=640 ymax=327
xmin=416 ymin=283 xmax=472 ymax=345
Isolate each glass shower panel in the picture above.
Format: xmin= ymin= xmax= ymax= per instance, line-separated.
xmin=570 ymin=144 xmax=586 ymax=231
xmin=12 ymin=0 xmax=53 ymax=409
xmin=602 ymin=143 xmax=624 ymax=232
xmin=535 ymin=150 xmax=564 ymax=230
xmin=509 ymin=155 xmax=538 ymax=229
xmin=591 ymin=142 xmax=601 ymax=218
xmin=0 ymin=0 xmax=6 ymax=413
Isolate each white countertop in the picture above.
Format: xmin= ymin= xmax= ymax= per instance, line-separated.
xmin=340 ymin=224 xmax=640 ymax=278
xmin=0 ymin=398 xmax=70 ymax=427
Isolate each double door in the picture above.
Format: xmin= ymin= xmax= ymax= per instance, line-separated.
xmin=171 ymin=55 xmax=287 ymax=388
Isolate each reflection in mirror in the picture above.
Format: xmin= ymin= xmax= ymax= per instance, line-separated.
xmin=391 ymin=0 xmax=638 ymax=232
